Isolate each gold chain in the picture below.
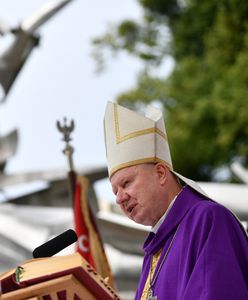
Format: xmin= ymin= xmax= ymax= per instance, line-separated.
xmin=148 ymin=224 xmax=180 ymax=297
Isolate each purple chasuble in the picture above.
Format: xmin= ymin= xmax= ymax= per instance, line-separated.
xmin=135 ymin=186 xmax=248 ymax=300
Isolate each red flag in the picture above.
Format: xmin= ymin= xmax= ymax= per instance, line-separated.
xmin=73 ymin=175 xmax=114 ymax=286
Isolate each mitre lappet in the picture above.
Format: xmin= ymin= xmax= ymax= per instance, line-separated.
xmin=104 ymin=101 xmax=206 ymax=196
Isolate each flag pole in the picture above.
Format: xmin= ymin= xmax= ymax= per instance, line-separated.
xmin=56 ymin=117 xmax=76 ymax=197
xmin=56 ymin=117 xmax=114 ymax=286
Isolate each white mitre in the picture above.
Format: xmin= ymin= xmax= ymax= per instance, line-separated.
xmin=104 ymin=101 xmax=206 ymax=196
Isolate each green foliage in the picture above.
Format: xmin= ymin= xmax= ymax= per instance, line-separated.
xmin=117 ymin=72 xmax=169 ymax=108
xmin=139 ymin=0 xmax=180 ymax=17
xmin=92 ymin=14 xmax=170 ymax=71
xmin=92 ymin=0 xmax=248 ymax=180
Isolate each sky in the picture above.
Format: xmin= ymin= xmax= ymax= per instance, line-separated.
xmin=0 ymin=0 xmax=145 ymax=175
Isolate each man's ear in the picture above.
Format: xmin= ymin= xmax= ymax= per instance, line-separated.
xmin=155 ymin=163 xmax=168 ymax=185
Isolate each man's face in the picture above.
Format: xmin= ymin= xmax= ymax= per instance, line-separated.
xmin=110 ymin=164 xmax=166 ymax=226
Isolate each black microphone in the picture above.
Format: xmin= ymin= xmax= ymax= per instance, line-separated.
xmin=32 ymin=229 xmax=78 ymax=258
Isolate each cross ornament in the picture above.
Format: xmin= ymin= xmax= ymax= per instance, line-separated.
xmin=147 ymin=288 xmax=157 ymax=300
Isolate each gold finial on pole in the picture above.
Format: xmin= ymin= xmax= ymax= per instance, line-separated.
xmin=56 ymin=117 xmax=75 ymax=172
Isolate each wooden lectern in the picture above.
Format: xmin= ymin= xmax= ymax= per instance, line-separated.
xmin=0 ymin=253 xmax=120 ymax=300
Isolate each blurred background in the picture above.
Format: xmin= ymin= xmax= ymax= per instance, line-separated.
xmin=0 ymin=1 xmax=248 ymax=299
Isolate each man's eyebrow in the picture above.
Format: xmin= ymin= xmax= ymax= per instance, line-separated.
xmin=117 ymin=178 xmax=126 ymax=187
xmin=122 ymin=173 xmax=136 ymax=184
xmin=113 ymin=176 xmax=128 ymax=191
xmin=112 ymin=172 xmax=134 ymax=193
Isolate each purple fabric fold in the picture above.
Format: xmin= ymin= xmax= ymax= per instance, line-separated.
xmin=135 ymin=186 xmax=248 ymax=299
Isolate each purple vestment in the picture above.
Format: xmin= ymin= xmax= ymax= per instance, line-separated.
xmin=135 ymin=186 xmax=248 ymax=299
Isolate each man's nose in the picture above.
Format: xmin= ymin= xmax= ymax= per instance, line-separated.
xmin=116 ymin=189 xmax=128 ymax=205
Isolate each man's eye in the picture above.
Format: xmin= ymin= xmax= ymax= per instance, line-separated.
xmin=123 ymin=181 xmax=130 ymax=188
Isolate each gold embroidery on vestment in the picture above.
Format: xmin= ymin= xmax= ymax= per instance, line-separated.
xmin=141 ymin=249 xmax=162 ymax=300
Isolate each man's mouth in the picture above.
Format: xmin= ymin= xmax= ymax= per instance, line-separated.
xmin=127 ymin=204 xmax=136 ymax=214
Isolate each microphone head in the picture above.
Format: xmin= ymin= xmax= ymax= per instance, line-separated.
xmin=32 ymin=229 xmax=78 ymax=258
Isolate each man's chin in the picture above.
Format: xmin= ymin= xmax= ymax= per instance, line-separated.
xmin=128 ymin=207 xmax=152 ymax=226
xmin=132 ymin=215 xmax=152 ymax=226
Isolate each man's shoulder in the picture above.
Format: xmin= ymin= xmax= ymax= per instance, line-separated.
xmin=180 ymin=198 xmax=247 ymax=241
xmin=176 ymin=186 xmax=245 ymax=234
xmin=187 ymin=191 xmax=237 ymax=223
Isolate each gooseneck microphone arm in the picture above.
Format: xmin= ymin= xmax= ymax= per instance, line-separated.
xmin=32 ymin=229 xmax=78 ymax=258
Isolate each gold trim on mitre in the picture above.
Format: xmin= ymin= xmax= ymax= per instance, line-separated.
xmin=109 ymin=157 xmax=172 ymax=178
xmin=113 ymin=103 xmax=167 ymax=144
xmin=104 ymin=101 xmax=208 ymax=198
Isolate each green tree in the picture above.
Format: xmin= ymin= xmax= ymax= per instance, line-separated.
xmin=92 ymin=0 xmax=248 ymax=181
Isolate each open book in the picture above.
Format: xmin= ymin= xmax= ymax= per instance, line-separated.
xmin=0 ymin=253 xmax=120 ymax=300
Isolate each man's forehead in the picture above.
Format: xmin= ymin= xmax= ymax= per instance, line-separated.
xmin=111 ymin=165 xmax=138 ymax=184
